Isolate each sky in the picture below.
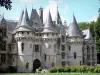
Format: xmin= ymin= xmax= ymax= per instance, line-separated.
xmin=0 ymin=0 xmax=100 ymax=25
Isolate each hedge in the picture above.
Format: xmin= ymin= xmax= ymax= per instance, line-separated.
xmin=48 ymin=65 xmax=100 ymax=73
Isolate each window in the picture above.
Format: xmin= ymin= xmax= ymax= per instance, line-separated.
xmin=87 ymin=45 xmax=90 ymax=53
xmin=35 ymin=45 xmax=39 ymax=52
xmin=69 ymin=46 xmax=71 ymax=51
xmin=74 ymin=52 xmax=76 ymax=59
xmin=44 ymin=53 xmax=46 ymax=61
xmin=87 ymin=54 xmax=90 ymax=59
xmin=61 ymin=61 xmax=66 ymax=66
xmin=62 ymin=36 xmax=65 ymax=43
xmin=92 ymin=46 xmax=94 ymax=54
xmin=22 ymin=32 xmax=23 ymax=34
xmin=1 ymin=54 xmax=6 ymax=63
xmin=61 ymin=45 xmax=65 ymax=51
xmin=27 ymin=32 xmax=29 ymax=34
xmin=1 ymin=41 xmax=6 ymax=51
xmin=21 ymin=43 xmax=24 ymax=52
xmin=62 ymin=52 xmax=65 ymax=59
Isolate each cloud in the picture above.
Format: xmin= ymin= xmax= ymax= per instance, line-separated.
xmin=43 ymin=0 xmax=68 ymax=23
xmin=43 ymin=0 xmax=57 ymax=23
xmin=19 ymin=0 xmax=32 ymax=3
xmin=88 ymin=16 xmax=97 ymax=22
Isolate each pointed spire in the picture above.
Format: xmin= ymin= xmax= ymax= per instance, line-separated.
xmin=68 ymin=14 xmax=82 ymax=37
xmin=0 ymin=13 xmax=6 ymax=24
xmin=30 ymin=8 xmax=43 ymax=27
xmin=55 ymin=6 xmax=62 ymax=25
xmin=43 ymin=10 xmax=57 ymax=33
xmin=45 ymin=10 xmax=53 ymax=28
xmin=21 ymin=7 xmax=29 ymax=26
xmin=16 ymin=10 xmax=24 ymax=28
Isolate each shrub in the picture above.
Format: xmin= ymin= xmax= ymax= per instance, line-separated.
xmin=57 ymin=66 xmax=64 ymax=72
xmin=70 ymin=66 xmax=77 ymax=72
xmin=80 ymin=65 xmax=88 ymax=73
xmin=88 ymin=66 xmax=95 ymax=73
xmin=49 ymin=67 xmax=57 ymax=73
xmin=38 ymin=67 xmax=42 ymax=72
xmin=64 ymin=66 xmax=71 ymax=72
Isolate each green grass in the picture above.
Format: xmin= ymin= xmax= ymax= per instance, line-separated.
xmin=0 ymin=73 xmax=100 ymax=75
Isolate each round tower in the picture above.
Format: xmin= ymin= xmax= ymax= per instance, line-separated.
xmin=42 ymin=10 xmax=58 ymax=68
xmin=14 ymin=8 xmax=35 ymax=72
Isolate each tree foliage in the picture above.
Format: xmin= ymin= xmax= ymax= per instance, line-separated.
xmin=0 ymin=0 xmax=12 ymax=10
xmin=78 ymin=16 xmax=100 ymax=52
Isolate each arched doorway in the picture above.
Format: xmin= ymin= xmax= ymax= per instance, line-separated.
xmin=33 ymin=59 xmax=41 ymax=72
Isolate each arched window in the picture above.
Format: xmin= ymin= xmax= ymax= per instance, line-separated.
xmin=92 ymin=46 xmax=94 ymax=53
xmin=87 ymin=45 xmax=90 ymax=53
xmin=21 ymin=42 xmax=24 ymax=52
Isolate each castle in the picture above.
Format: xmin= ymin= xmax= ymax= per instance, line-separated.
xmin=0 ymin=7 xmax=97 ymax=72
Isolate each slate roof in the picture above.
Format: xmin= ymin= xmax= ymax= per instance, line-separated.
xmin=30 ymin=8 xmax=43 ymax=28
xmin=54 ymin=7 xmax=62 ymax=25
xmin=68 ymin=14 xmax=83 ymax=37
xmin=82 ymin=29 xmax=92 ymax=39
xmin=0 ymin=16 xmax=6 ymax=24
xmin=15 ymin=8 xmax=33 ymax=32
xmin=43 ymin=10 xmax=57 ymax=33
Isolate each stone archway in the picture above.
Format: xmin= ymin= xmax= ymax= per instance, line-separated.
xmin=33 ymin=59 xmax=41 ymax=72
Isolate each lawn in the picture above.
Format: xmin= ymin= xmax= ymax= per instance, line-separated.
xmin=0 ymin=73 xmax=100 ymax=75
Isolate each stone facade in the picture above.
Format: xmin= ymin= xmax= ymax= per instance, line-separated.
xmin=0 ymin=7 xmax=97 ymax=73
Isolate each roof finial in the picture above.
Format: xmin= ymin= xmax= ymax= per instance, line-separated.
xmin=57 ymin=5 xmax=58 ymax=9
xmin=32 ymin=4 xmax=33 ymax=9
xmin=25 ymin=5 xmax=27 ymax=9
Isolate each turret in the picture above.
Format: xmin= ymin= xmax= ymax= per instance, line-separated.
xmin=54 ymin=6 xmax=62 ymax=26
xmin=0 ymin=14 xmax=7 ymax=37
xmin=16 ymin=10 xmax=24 ymax=28
xmin=30 ymin=8 xmax=43 ymax=28
xmin=68 ymin=13 xmax=83 ymax=38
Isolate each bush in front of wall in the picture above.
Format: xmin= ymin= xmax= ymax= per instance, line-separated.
xmin=88 ymin=66 xmax=95 ymax=73
xmin=38 ymin=67 xmax=42 ymax=72
xmin=64 ymin=66 xmax=71 ymax=72
xmin=48 ymin=67 xmax=57 ymax=73
xmin=57 ymin=66 xmax=64 ymax=72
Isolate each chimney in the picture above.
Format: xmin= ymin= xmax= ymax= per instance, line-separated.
xmin=39 ymin=6 xmax=43 ymax=23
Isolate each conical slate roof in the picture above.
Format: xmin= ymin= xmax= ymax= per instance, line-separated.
xmin=43 ymin=10 xmax=57 ymax=33
xmin=21 ymin=8 xmax=30 ymax=26
xmin=55 ymin=7 xmax=62 ymax=25
xmin=16 ymin=10 xmax=24 ymax=28
xmin=82 ymin=29 xmax=92 ymax=39
xmin=30 ymin=8 xmax=43 ymax=28
xmin=15 ymin=8 xmax=33 ymax=32
xmin=68 ymin=14 xmax=83 ymax=37
xmin=0 ymin=15 xmax=6 ymax=25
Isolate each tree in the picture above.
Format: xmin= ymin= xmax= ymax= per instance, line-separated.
xmin=78 ymin=22 xmax=90 ymax=30
xmin=95 ymin=16 xmax=100 ymax=52
xmin=0 ymin=0 xmax=12 ymax=10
